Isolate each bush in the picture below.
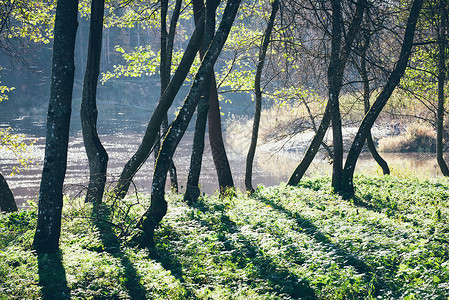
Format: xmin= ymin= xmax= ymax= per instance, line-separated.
xmin=378 ymin=123 xmax=436 ymax=153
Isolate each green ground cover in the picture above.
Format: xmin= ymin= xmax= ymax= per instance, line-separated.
xmin=1 ymin=175 xmax=448 ymax=299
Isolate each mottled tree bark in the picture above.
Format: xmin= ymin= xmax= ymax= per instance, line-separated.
xmin=0 ymin=172 xmax=17 ymax=212
xmin=341 ymin=0 xmax=423 ymax=198
xmin=185 ymin=0 xmax=217 ymax=203
xmin=111 ymin=16 xmax=205 ymax=200
xmin=436 ymin=0 xmax=449 ymax=176
xmin=33 ymin=0 xmax=78 ymax=254
xmin=245 ymin=0 xmax=278 ymax=194
xmin=136 ymin=0 xmax=242 ymax=247
xmin=81 ymin=0 xmax=108 ymax=204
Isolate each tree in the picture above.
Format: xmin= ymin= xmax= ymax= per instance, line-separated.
xmin=156 ymin=0 xmax=182 ymax=192
xmin=81 ymin=0 xmax=108 ymax=203
xmin=436 ymin=0 xmax=449 ymax=175
xmin=110 ymin=12 xmax=206 ymax=200
xmin=341 ymin=0 xmax=423 ymax=197
xmin=0 ymin=173 xmax=17 ymax=212
xmin=33 ymin=0 xmax=78 ymax=253
xmin=358 ymin=30 xmax=390 ymax=175
xmin=245 ymin=0 xmax=279 ymax=193
xmin=288 ymin=0 xmax=366 ymax=187
xmin=136 ymin=0 xmax=242 ymax=247
xmin=184 ymin=0 xmax=218 ymax=204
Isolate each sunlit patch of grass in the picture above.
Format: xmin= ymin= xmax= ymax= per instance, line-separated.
xmin=1 ymin=176 xmax=448 ymax=299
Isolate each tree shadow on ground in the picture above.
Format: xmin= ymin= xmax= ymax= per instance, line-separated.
xmin=255 ymin=195 xmax=397 ymax=297
xmin=152 ymin=198 xmax=316 ymax=299
xmin=37 ymin=251 xmax=70 ymax=300
xmin=93 ymin=204 xmax=148 ymax=300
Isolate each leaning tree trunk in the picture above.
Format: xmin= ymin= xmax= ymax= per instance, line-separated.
xmin=136 ymin=0 xmax=242 ymax=247
xmin=81 ymin=0 xmax=108 ymax=204
xmin=436 ymin=0 xmax=449 ymax=176
xmin=184 ymin=0 xmax=217 ymax=203
xmin=33 ymin=0 xmax=78 ymax=254
xmin=245 ymin=0 xmax=278 ymax=194
xmin=0 ymin=172 xmax=17 ymax=212
xmin=360 ymin=34 xmax=390 ymax=175
xmin=288 ymin=103 xmax=331 ymax=186
xmin=110 ymin=16 xmax=205 ymax=200
xmin=341 ymin=0 xmax=423 ymax=198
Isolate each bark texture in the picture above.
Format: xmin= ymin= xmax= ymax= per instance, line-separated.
xmin=81 ymin=0 xmax=108 ymax=203
xmin=245 ymin=0 xmax=278 ymax=193
xmin=185 ymin=0 xmax=217 ymax=203
xmin=137 ymin=0 xmax=242 ymax=247
xmin=111 ymin=16 xmax=205 ymax=200
xmin=33 ymin=0 xmax=78 ymax=254
xmin=341 ymin=0 xmax=423 ymax=198
xmin=436 ymin=0 xmax=449 ymax=176
xmin=0 ymin=172 xmax=17 ymax=212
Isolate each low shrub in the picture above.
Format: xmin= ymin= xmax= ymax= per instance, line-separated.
xmin=378 ymin=122 xmax=436 ymax=153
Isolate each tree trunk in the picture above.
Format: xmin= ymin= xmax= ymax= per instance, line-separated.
xmin=288 ymin=0 xmax=366 ymax=187
xmin=328 ymin=0 xmax=344 ymax=193
xmin=111 ymin=15 xmax=205 ymax=200
xmin=360 ymin=34 xmax=390 ymax=175
xmin=245 ymin=0 xmax=278 ymax=194
xmin=0 ymin=172 xmax=17 ymax=212
xmin=136 ymin=0 xmax=242 ymax=247
xmin=185 ymin=0 xmax=217 ymax=203
xmin=436 ymin=0 xmax=449 ymax=176
xmin=341 ymin=0 xmax=423 ymax=198
xmin=159 ymin=0 xmax=181 ymax=192
xmin=288 ymin=103 xmax=331 ymax=186
xmin=81 ymin=0 xmax=108 ymax=204
xmin=33 ymin=0 xmax=78 ymax=254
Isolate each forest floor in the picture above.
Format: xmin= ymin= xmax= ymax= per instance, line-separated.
xmin=1 ymin=175 xmax=448 ymax=299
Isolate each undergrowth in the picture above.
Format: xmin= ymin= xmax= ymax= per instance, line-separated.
xmin=1 ymin=175 xmax=448 ymax=299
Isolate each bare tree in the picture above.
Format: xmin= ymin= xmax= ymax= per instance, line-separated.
xmin=341 ymin=0 xmax=423 ymax=198
xmin=245 ymin=0 xmax=279 ymax=193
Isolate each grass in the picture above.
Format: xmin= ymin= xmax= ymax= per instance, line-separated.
xmin=1 ymin=175 xmax=449 ymax=299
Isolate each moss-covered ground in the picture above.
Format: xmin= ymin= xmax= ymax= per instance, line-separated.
xmin=1 ymin=175 xmax=448 ymax=299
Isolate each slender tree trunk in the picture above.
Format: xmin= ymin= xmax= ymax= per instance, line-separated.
xmin=188 ymin=0 xmax=235 ymax=196
xmin=328 ymin=0 xmax=345 ymax=193
xmin=288 ymin=103 xmax=331 ymax=186
xmin=81 ymin=0 xmax=108 ymax=203
xmin=136 ymin=0 xmax=242 ymax=247
xmin=436 ymin=0 xmax=449 ymax=176
xmin=33 ymin=0 xmax=78 ymax=254
xmin=360 ymin=35 xmax=390 ymax=175
xmin=245 ymin=0 xmax=278 ymax=194
xmin=341 ymin=0 xmax=423 ymax=198
xmin=0 ymin=172 xmax=17 ymax=212
xmin=185 ymin=0 xmax=217 ymax=203
xmin=111 ymin=16 xmax=205 ymax=200
xmin=288 ymin=0 xmax=366 ymax=187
